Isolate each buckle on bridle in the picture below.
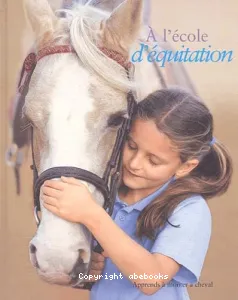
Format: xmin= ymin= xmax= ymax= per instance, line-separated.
xmin=34 ymin=206 xmax=41 ymax=226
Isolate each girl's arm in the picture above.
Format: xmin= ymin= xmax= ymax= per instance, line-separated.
xmin=86 ymin=205 xmax=180 ymax=295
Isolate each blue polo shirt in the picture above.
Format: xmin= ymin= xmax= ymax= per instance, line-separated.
xmin=90 ymin=181 xmax=212 ymax=300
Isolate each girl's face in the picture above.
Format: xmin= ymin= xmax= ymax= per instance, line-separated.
xmin=122 ymin=118 xmax=182 ymax=195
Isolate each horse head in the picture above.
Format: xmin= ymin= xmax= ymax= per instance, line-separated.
xmin=24 ymin=0 xmax=143 ymax=287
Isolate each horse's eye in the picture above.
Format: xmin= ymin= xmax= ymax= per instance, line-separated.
xmin=107 ymin=111 xmax=126 ymax=127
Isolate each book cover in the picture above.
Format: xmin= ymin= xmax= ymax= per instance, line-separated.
xmin=0 ymin=1 xmax=237 ymax=299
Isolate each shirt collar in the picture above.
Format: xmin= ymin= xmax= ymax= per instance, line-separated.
xmin=115 ymin=177 xmax=174 ymax=213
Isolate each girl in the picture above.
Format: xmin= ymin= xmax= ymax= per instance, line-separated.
xmin=42 ymin=88 xmax=233 ymax=299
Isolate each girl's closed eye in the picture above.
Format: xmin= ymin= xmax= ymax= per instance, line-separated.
xmin=127 ymin=140 xmax=137 ymax=151
xmin=148 ymin=158 xmax=160 ymax=166
xmin=126 ymin=137 xmax=160 ymax=166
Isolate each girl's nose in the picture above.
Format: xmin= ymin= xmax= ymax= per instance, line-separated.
xmin=129 ymin=153 xmax=143 ymax=170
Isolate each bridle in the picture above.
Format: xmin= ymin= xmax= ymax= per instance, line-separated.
xmin=18 ymin=43 xmax=137 ymax=289
xmin=7 ymin=41 xmax=170 ymax=198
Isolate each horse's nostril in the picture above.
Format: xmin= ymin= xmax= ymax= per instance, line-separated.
xmin=29 ymin=243 xmax=37 ymax=254
xmin=29 ymin=243 xmax=40 ymax=269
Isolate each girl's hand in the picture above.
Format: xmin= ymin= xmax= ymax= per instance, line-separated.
xmin=41 ymin=176 xmax=99 ymax=224
xmin=83 ymin=251 xmax=109 ymax=282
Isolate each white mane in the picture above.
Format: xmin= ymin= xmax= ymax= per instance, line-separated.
xmin=55 ymin=4 xmax=137 ymax=91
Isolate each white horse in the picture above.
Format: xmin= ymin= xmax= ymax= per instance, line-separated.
xmin=23 ymin=0 xmax=194 ymax=287
xmin=6 ymin=0 xmax=195 ymax=196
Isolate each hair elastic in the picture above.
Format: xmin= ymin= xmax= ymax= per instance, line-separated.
xmin=209 ymin=137 xmax=216 ymax=146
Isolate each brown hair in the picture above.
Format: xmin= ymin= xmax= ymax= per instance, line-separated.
xmin=127 ymin=88 xmax=233 ymax=240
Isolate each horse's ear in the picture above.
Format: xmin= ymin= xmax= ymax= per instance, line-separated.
xmin=102 ymin=0 xmax=143 ymax=54
xmin=24 ymin=0 xmax=58 ymax=46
